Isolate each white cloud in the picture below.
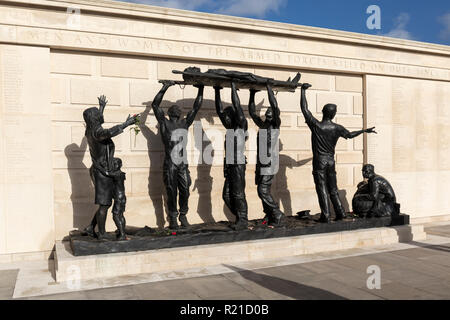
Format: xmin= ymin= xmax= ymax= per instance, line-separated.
xmin=217 ymin=0 xmax=287 ymax=18
xmin=383 ymin=13 xmax=414 ymax=40
xmin=122 ymin=0 xmax=210 ymax=11
xmin=438 ymin=13 xmax=450 ymax=41
xmin=121 ymin=0 xmax=286 ymax=18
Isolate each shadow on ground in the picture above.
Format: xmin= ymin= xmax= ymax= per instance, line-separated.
xmin=223 ymin=264 xmax=347 ymax=300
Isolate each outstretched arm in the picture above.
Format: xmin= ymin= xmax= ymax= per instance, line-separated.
xmin=267 ymin=84 xmax=281 ymax=128
xmin=248 ymin=89 xmax=264 ymax=128
xmin=185 ymin=85 xmax=204 ymax=127
xmin=342 ymin=127 xmax=377 ymax=139
xmin=93 ymin=114 xmax=138 ymax=141
xmin=152 ymin=81 xmax=174 ymax=123
xmin=231 ymin=82 xmax=247 ymax=128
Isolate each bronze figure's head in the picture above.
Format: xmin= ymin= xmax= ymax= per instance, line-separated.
xmin=322 ymin=103 xmax=337 ymax=120
xmin=168 ymin=105 xmax=182 ymax=120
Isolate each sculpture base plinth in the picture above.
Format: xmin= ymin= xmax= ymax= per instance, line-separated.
xmin=55 ymin=218 xmax=426 ymax=283
xmin=68 ymin=214 xmax=410 ymax=256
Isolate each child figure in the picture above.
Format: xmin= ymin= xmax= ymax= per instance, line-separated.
xmin=111 ymin=158 xmax=127 ymax=240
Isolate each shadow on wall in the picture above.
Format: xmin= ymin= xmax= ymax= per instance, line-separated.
xmin=275 ymin=142 xmax=313 ymax=216
xmin=65 ymin=137 xmax=96 ymax=230
xmin=192 ymin=121 xmax=216 ymax=223
xmin=140 ymin=103 xmax=168 ymax=230
xmin=339 ymin=189 xmax=350 ymax=213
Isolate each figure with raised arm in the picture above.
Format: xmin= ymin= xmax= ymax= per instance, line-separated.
xmin=83 ymin=95 xmax=138 ymax=240
xmin=215 ymin=82 xmax=249 ymax=231
xmin=248 ymin=84 xmax=285 ymax=226
xmin=150 ymin=81 xmax=204 ymax=229
xmin=300 ymin=83 xmax=377 ymax=223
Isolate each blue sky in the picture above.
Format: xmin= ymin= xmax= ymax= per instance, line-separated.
xmin=118 ymin=0 xmax=450 ymax=45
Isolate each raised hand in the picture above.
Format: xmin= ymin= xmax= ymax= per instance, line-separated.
xmin=98 ymin=95 xmax=108 ymax=107
xmin=301 ymin=83 xmax=312 ymax=90
xmin=123 ymin=114 xmax=139 ymax=128
xmin=365 ymin=127 xmax=377 ymax=134
xmin=159 ymin=80 xmax=176 ymax=87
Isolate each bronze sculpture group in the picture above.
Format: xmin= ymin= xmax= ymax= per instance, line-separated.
xmin=81 ymin=68 xmax=399 ymax=240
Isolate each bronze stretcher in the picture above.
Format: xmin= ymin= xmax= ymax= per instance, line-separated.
xmin=161 ymin=68 xmax=302 ymax=92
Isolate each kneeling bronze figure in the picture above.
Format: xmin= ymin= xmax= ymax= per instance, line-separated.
xmin=352 ymin=164 xmax=400 ymax=218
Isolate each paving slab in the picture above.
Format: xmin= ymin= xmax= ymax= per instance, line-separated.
xmin=224 ymin=266 xmax=347 ymax=300
xmin=363 ymin=282 xmax=443 ymax=300
xmin=417 ymin=254 xmax=450 ymax=267
xmin=177 ymin=275 xmax=252 ymax=299
xmin=0 ymin=287 xmax=14 ymax=300
xmin=85 ymin=286 xmax=140 ymax=300
xmin=131 ymin=282 xmax=202 ymax=300
xmin=325 ymin=270 xmax=393 ymax=289
xmin=330 ymin=255 xmax=396 ymax=272
xmin=381 ymin=268 xmax=442 ymax=288
xmin=303 ymin=278 xmax=383 ymax=300
xmin=205 ymin=290 xmax=262 ymax=300
xmin=26 ymin=290 xmax=89 ymax=300
xmin=0 ymin=269 xmax=18 ymax=289
xmin=416 ymin=280 xmax=450 ymax=299
xmin=222 ymin=271 xmax=295 ymax=300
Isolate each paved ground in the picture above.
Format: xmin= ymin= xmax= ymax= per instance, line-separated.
xmin=1 ymin=224 xmax=449 ymax=300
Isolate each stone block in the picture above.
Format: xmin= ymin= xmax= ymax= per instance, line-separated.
xmin=52 ymin=124 xmax=71 ymax=151
xmin=283 ymin=166 xmax=317 ymax=190
xmin=101 ymin=56 xmax=149 ymax=79
xmin=301 ymin=72 xmax=333 ymax=91
xmin=336 ymin=75 xmax=363 ymax=92
xmin=50 ymin=52 xmax=92 ymax=75
xmin=336 ymin=152 xmax=364 ymax=164
xmin=335 ymin=116 xmax=363 ymax=129
xmin=336 ymin=165 xmax=354 ymax=187
xmin=353 ymin=135 xmax=364 ymax=151
xmin=317 ymin=92 xmax=352 ymax=114
xmin=353 ymin=165 xmax=363 ymax=186
xmin=353 ymin=95 xmax=363 ymax=115
xmin=129 ymin=81 xmax=183 ymax=107
xmin=279 ymin=130 xmax=311 ymax=151
xmin=50 ymin=77 xmax=66 ymax=103
xmin=336 ymin=138 xmax=350 ymax=151
xmin=280 ymin=115 xmax=292 ymax=127
xmin=70 ymin=79 xmax=121 ymax=106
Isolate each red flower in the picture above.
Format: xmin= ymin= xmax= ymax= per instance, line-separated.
xmin=262 ymin=221 xmax=267 ymax=225
xmin=171 ymin=232 xmax=177 ymax=236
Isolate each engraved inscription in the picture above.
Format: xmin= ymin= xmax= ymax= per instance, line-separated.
xmin=1 ymin=25 xmax=450 ymax=82
xmin=1 ymin=48 xmax=23 ymax=113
